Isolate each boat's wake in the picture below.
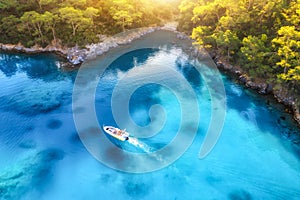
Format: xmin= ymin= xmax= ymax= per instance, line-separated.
xmin=127 ymin=137 xmax=152 ymax=153
xmin=127 ymin=137 xmax=164 ymax=162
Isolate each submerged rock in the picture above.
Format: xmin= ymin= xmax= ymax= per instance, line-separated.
xmin=46 ymin=119 xmax=63 ymax=130
xmin=0 ymin=149 xmax=64 ymax=200
xmin=228 ymin=189 xmax=253 ymax=200
xmin=123 ymin=177 xmax=152 ymax=199
xmin=19 ymin=140 xmax=37 ymax=149
xmin=0 ymin=84 xmax=69 ymax=115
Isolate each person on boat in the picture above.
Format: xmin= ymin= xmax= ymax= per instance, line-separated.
xmin=117 ymin=129 xmax=122 ymax=135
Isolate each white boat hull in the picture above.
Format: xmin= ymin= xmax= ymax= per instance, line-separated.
xmin=103 ymin=126 xmax=129 ymax=141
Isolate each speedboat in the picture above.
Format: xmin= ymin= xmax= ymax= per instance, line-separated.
xmin=103 ymin=126 xmax=129 ymax=141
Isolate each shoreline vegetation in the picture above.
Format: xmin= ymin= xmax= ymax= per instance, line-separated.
xmin=0 ymin=24 xmax=184 ymax=66
xmin=213 ymin=55 xmax=300 ymax=126
xmin=177 ymin=0 xmax=300 ymax=127
xmin=0 ymin=0 xmax=299 ymax=126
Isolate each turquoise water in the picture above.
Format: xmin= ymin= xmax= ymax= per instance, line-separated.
xmin=0 ymin=36 xmax=300 ymax=199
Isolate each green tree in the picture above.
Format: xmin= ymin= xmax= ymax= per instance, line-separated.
xmin=0 ymin=0 xmax=17 ymax=10
xmin=178 ymin=0 xmax=198 ymax=32
xmin=38 ymin=0 xmax=59 ymax=11
xmin=0 ymin=15 xmax=21 ymax=44
xmin=192 ymin=1 xmax=222 ymax=24
xmin=110 ymin=0 xmax=141 ymax=31
xmin=42 ymin=11 xmax=59 ymax=41
xmin=282 ymin=0 xmax=300 ymax=26
xmin=69 ymin=0 xmax=87 ymax=8
xmin=20 ymin=11 xmax=45 ymax=44
xmin=212 ymin=30 xmax=240 ymax=59
xmin=61 ymin=0 xmax=87 ymax=8
xmin=191 ymin=25 xmax=214 ymax=48
xmin=272 ymin=26 xmax=300 ymax=81
xmin=84 ymin=7 xmax=100 ymax=24
xmin=240 ymin=34 xmax=275 ymax=78
xmin=59 ymin=7 xmax=92 ymax=37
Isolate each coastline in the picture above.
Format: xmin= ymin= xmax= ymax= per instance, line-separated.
xmin=0 ymin=25 xmax=299 ymax=127
xmin=212 ymin=55 xmax=300 ymax=127
xmin=0 ymin=27 xmax=160 ymax=66
xmin=0 ymin=23 xmax=182 ymax=67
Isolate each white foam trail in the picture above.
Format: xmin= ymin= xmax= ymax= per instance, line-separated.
xmin=127 ymin=137 xmax=152 ymax=153
xmin=127 ymin=137 xmax=164 ymax=162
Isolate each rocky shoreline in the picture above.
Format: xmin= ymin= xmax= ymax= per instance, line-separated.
xmin=0 ymin=27 xmax=161 ymax=66
xmin=0 ymin=23 xmax=183 ymax=66
xmin=0 ymin=24 xmax=299 ymax=126
xmin=212 ymin=56 xmax=300 ymax=126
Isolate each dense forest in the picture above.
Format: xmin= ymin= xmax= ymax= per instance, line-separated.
xmin=0 ymin=0 xmax=299 ymax=110
xmin=0 ymin=0 xmax=179 ymax=46
xmin=178 ymin=0 xmax=299 ymax=107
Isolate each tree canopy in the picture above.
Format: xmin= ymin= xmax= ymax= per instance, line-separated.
xmin=0 ymin=0 xmax=180 ymax=46
xmin=179 ymin=0 xmax=300 ymax=99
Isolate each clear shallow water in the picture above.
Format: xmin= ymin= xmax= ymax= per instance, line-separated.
xmin=0 ymin=42 xmax=300 ymax=200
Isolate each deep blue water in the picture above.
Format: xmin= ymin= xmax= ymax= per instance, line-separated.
xmin=0 ymin=41 xmax=300 ymax=199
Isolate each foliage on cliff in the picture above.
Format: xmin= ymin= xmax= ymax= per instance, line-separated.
xmin=178 ymin=0 xmax=299 ymax=104
xmin=0 ymin=0 xmax=180 ymax=47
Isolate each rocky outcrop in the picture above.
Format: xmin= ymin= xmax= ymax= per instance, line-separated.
xmin=0 ymin=43 xmax=71 ymax=66
xmin=0 ymin=27 xmax=161 ymax=66
xmin=83 ymin=27 xmax=160 ymax=61
xmin=237 ymin=74 xmax=273 ymax=95
xmin=214 ymin=56 xmax=300 ymax=126
xmin=295 ymin=113 xmax=300 ymax=124
xmin=0 ymin=23 xmax=190 ymax=66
